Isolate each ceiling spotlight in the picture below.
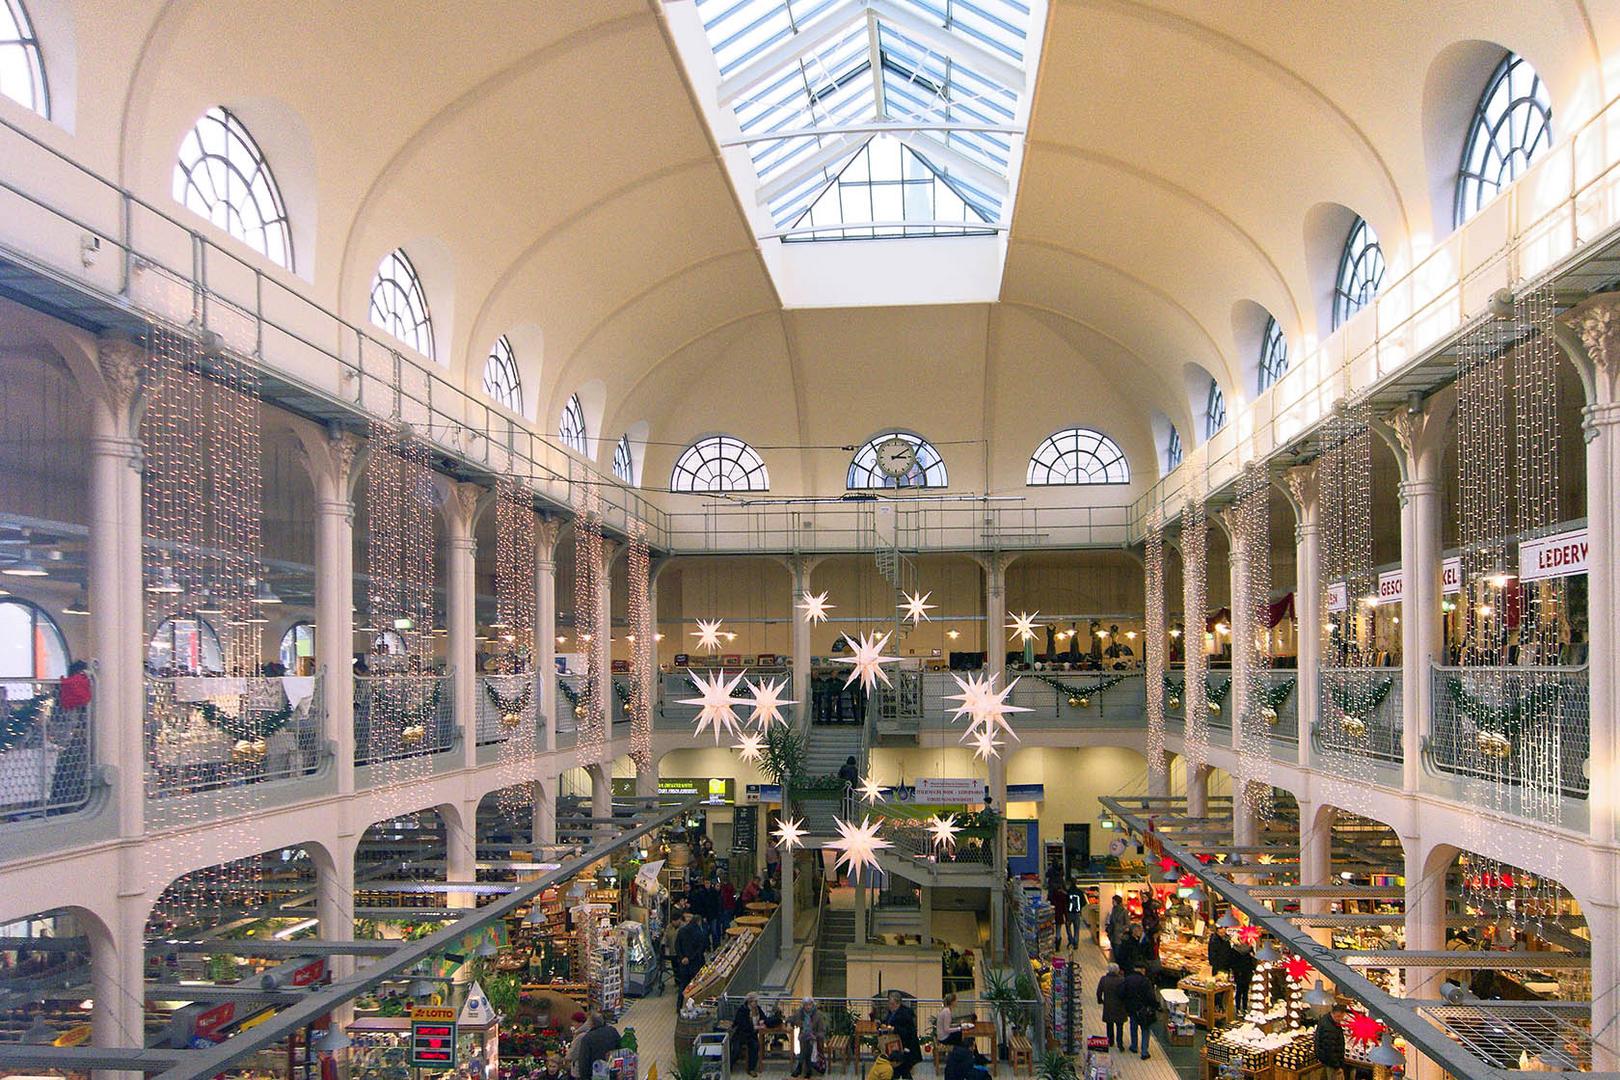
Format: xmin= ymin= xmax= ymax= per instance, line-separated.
xmin=313 ymin=1027 xmax=352 ymax=1053
xmin=1366 ymin=1034 xmax=1404 ymax=1067
xmin=475 ymin=937 xmax=500 ymax=959
xmin=946 ymin=629 xmax=960 ymax=640
xmin=252 ymin=579 xmax=282 ymax=605
xmin=556 ymin=635 xmax=568 ymax=645
xmin=1255 ymin=940 xmax=1278 ymax=963
xmin=1304 ymin=981 xmax=1335 ymax=1012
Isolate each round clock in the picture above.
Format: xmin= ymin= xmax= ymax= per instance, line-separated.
xmin=876 ymin=437 xmax=918 ymax=479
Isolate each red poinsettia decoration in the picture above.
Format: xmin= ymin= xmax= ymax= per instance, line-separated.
xmin=1237 ymin=925 xmax=1262 ymax=945
xmin=1347 ymin=1013 xmax=1385 ymax=1044
xmin=1196 ymin=853 xmax=1215 ymax=864
xmin=1178 ymin=873 xmax=1199 ymax=888
xmin=1159 ymin=856 xmax=1179 ymax=872
xmin=1284 ymin=956 xmax=1311 ymax=981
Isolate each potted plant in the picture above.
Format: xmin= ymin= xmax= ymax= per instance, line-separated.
xmin=1035 ymin=1051 xmax=1077 ymax=1080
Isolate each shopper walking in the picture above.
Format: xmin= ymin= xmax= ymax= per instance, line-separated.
xmin=1049 ymin=881 xmax=1068 ymax=949
xmin=790 ymin=997 xmax=828 ymax=1077
xmin=1120 ymin=965 xmax=1158 ymax=1061
xmin=1105 ymin=894 xmax=1130 ymax=953
xmin=1229 ymin=939 xmax=1257 ymax=1014
xmin=1095 ymin=963 xmax=1127 ymax=1050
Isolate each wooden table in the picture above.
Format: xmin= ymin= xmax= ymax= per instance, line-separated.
xmin=746 ymin=902 xmax=779 ymax=914
xmin=734 ymin=915 xmax=770 ymax=928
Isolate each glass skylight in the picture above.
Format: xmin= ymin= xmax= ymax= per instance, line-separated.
xmin=693 ymin=0 xmax=1035 ymax=241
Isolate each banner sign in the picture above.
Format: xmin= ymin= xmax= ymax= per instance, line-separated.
xmin=1376 ymin=570 xmax=1403 ymax=605
xmin=1519 ymin=527 xmax=1589 ymax=582
xmin=1007 ymin=783 xmax=1046 ymax=803
xmin=1442 ymin=557 xmax=1461 ymax=594
xmin=914 ymin=777 xmax=989 ymax=804
xmin=1325 ymin=582 xmax=1348 ymax=613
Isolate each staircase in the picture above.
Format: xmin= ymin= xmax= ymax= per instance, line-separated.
xmin=813 ymin=907 xmax=856 ymax=999
xmin=799 ymin=723 xmax=863 ymax=836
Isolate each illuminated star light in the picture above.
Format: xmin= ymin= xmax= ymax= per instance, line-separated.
xmin=970 ymin=727 xmax=1005 ymax=761
xmin=797 ymin=591 xmax=834 ymax=624
xmin=773 ymin=816 xmax=807 ymax=851
xmin=733 ymin=730 xmax=765 ymax=763
xmin=927 ymin=814 xmax=961 ymax=854
xmin=827 ymin=815 xmax=892 ymax=877
xmin=834 ymin=630 xmax=900 ymax=694
xmin=959 ymin=676 xmax=1031 ymax=744
xmin=944 ymin=671 xmax=998 ymax=725
xmin=1007 ymin=610 xmax=1042 ymax=643
xmin=744 ymin=676 xmax=797 ymax=728
xmin=692 ymin=618 xmax=725 ymax=653
xmin=679 ymin=668 xmax=750 ymax=742
xmin=857 ymin=774 xmax=886 ymax=803
xmin=898 ymin=590 xmax=936 ymax=624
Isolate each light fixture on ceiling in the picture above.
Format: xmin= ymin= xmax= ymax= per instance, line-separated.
xmin=146 ymin=566 xmax=182 ymax=593
xmin=313 ymin=1027 xmax=352 ymax=1053
xmin=1217 ymin=909 xmax=1240 ymax=929
xmin=63 ymin=590 xmax=90 ymax=615
xmin=1304 ymin=981 xmax=1335 ymax=1013
xmin=556 ymin=635 xmax=568 ymax=645
xmin=21 ymin=1016 xmax=54 ymax=1044
xmin=252 ymin=579 xmax=282 ymax=605
xmin=1255 ymin=940 xmax=1278 ymax=963
xmin=654 ymin=632 xmax=665 ymax=641
xmin=475 ymin=937 xmax=500 ymax=959
xmin=1365 ymin=1034 xmax=1404 ymax=1067
xmin=409 ymin=978 xmax=438 ymax=999
xmin=194 ymin=589 xmax=224 ymax=615
xmin=2 ymin=548 xmax=48 ymax=577
xmin=393 ymin=617 xmax=414 ymax=630
xmin=946 ymin=628 xmax=960 ymax=640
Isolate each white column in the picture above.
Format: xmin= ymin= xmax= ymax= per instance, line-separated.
xmin=444 ymin=483 xmax=481 ymax=769
xmin=596 ymin=540 xmax=620 ymax=750
xmin=536 ymin=518 xmax=560 ymax=752
xmin=91 ymin=895 xmax=149 ymax=1079
xmin=1186 ymin=764 xmax=1209 ymax=818
xmin=445 ymin=802 xmax=478 ymax=909
xmin=1588 ymin=899 xmax=1620 ymax=1070
xmin=983 ymin=554 xmax=1009 ymax=811
xmin=638 ymin=560 xmax=664 ymax=798
xmin=1284 ymin=466 xmax=1320 ymax=772
xmin=1402 ymin=839 xmax=1448 ymax=1080
xmin=788 ymin=556 xmax=814 ymax=729
xmin=589 ymin=762 xmax=612 ymax=833
xmin=1584 ymin=403 xmax=1618 ymax=845
xmin=303 ymin=431 xmax=360 ymax=794
xmin=315 ymin=840 xmax=356 ymax=985
xmin=1296 ymin=801 xmax=1333 ymax=944
xmin=532 ymin=778 xmax=556 ymax=845
xmin=1225 ymin=513 xmax=1257 ymax=848
xmin=778 ymin=845 xmax=796 ymax=960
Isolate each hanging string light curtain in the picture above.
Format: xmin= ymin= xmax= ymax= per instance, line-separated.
xmin=627 ymin=521 xmax=653 ymax=778
xmin=572 ymin=482 xmax=607 ymax=763
xmin=1181 ymin=493 xmax=1210 ymax=772
xmin=1145 ymin=514 xmax=1168 ymax=790
xmin=494 ymin=474 xmax=537 ymax=821
xmin=1234 ymin=463 xmax=1274 ymax=819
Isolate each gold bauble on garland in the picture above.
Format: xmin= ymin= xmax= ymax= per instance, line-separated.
xmin=500 ymin=712 xmax=523 ymax=731
xmin=1067 ymin=695 xmax=1083 ymax=709
xmin=575 ymin=703 xmax=588 ymax=720
xmin=1476 ymin=730 xmax=1512 ymax=760
xmin=401 ymin=723 xmax=426 ymax=746
xmin=231 ymin=737 xmax=268 ymax=763
xmin=1338 ymin=715 xmax=1367 ymax=739
xmin=1168 ymin=695 xmax=1181 ymax=710
xmin=1207 ymin=700 xmax=1221 ymax=715
xmin=1261 ymin=706 xmax=1279 ymax=726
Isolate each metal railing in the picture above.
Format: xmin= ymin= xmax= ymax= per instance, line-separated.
xmin=475 ymin=673 xmax=538 ymax=747
xmin=894 ymin=670 xmax=1146 ymax=736
xmin=882 ymin=821 xmax=994 ymax=867
xmin=1314 ymin=667 xmax=1403 ymax=765
xmin=656 ymin=668 xmax=795 ymax=729
xmin=353 ymin=673 xmax=454 ymax=764
xmin=1426 ymin=666 xmax=1590 ymax=800
xmin=145 ymin=674 xmax=324 ymax=798
xmin=0 ymin=678 xmax=94 ymax=822
xmin=1260 ymin=669 xmax=1300 ymax=743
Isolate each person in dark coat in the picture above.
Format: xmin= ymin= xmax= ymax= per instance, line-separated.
xmin=883 ymin=990 xmax=923 ymax=1080
xmin=942 ymin=1043 xmax=978 ymax=1080
xmin=838 ymin=756 xmax=860 ymax=787
xmin=1208 ymin=928 xmax=1233 ymax=978
xmin=1120 ymin=966 xmax=1158 ymax=1061
xmin=1314 ymin=1004 xmax=1350 ymax=1079
xmin=1229 ymin=940 xmax=1258 ymax=1013
xmin=1095 ymin=963 xmax=1128 ymax=1049
xmin=732 ymin=993 xmax=764 ymax=1076
xmin=674 ymin=913 xmax=707 ymax=996
xmin=577 ymin=1012 xmax=621 ymax=1080
xmin=1112 ymin=923 xmax=1140 ymax=975
xmin=1050 ymin=883 xmax=1069 ymax=947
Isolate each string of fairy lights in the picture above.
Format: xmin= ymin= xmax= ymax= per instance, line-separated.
xmin=494 ymin=473 xmax=538 ymax=822
xmin=1144 ymin=512 xmax=1168 ymax=790
xmin=572 ymin=482 xmax=607 ymax=763
xmin=1233 ymin=462 xmax=1273 ymax=820
xmin=627 ymin=520 xmax=654 ymax=777
xmin=1180 ymin=492 xmax=1210 ymax=773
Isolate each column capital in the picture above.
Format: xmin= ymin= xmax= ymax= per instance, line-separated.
xmin=95 ymin=332 xmax=147 ymax=422
xmin=439 ymin=479 xmax=482 ymax=538
xmin=448 ymin=534 xmax=478 ymax=555
xmin=1566 ymin=292 xmax=1620 ymax=372
xmin=1282 ymin=463 xmax=1318 ymax=519
xmin=1294 ymin=522 xmax=1318 ymax=545
xmin=1397 ymin=478 xmax=1443 ymax=501
xmin=1583 ymin=401 xmax=1620 ymax=441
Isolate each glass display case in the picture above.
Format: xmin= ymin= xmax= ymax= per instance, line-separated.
xmin=623 ymin=919 xmax=660 ymax=997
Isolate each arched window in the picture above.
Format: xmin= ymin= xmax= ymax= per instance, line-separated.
xmin=1204 ymin=381 xmax=1226 ymax=439
xmin=482 ymin=335 xmax=522 ymax=413
xmin=558 ymin=394 xmax=588 ymax=455
xmin=1165 ymin=425 xmax=1183 ymax=472
xmin=612 ymin=433 xmax=634 ymax=483
xmin=0 ymin=598 xmax=67 ymax=682
xmin=147 ymin=615 xmax=223 ymax=676
xmin=368 ymin=249 xmax=434 ymax=359
xmin=1456 ymin=53 xmax=1552 ymax=227
xmin=278 ymin=621 xmax=315 ymax=674
xmin=670 ymin=436 xmax=770 ymax=493
xmin=1333 ymin=217 xmax=1384 ymax=328
xmin=1258 ymin=316 xmax=1288 ymax=392
xmin=1027 ymin=428 xmax=1130 ymax=486
xmin=0 ymin=0 xmax=47 ymax=117
xmin=172 ymin=107 xmax=293 ymax=269
xmin=847 ymin=432 xmax=948 ymax=489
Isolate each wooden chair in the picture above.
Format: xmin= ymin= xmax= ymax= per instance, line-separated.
xmin=824 ymin=1034 xmax=855 ymax=1074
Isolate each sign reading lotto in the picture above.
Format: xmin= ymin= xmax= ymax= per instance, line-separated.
xmin=1519 ymin=527 xmax=1589 ymax=582
xmin=914 ymin=777 xmax=989 ymax=804
xmin=410 ymin=1006 xmax=458 ymax=1067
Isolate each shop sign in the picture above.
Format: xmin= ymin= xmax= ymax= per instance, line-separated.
xmin=411 ymin=1007 xmax=458 ymax=1067
xmin=1006 ymin=783 xmax=1046 ymax=803
xmin=742 ymin=783 xmax=783 ymax=804
xmin=914 ymin=777 xmax=988 ymax=804
xmin=191 ymin=1002 xmax=238 ymax=1042
xmin=1376 ymin=570 xmax=1402 ymax=605
xmin=1519 ymin=527 xmax=1589 ymax=582
xmin=1442 ymin=557 xmax=1462 ymax=594
xmin=1325 ymin=582 xmax=1348 ymax=613
xmin=284 ymin=957 xmax=327 ymax=987
xmin=658 ymin=777 xmax=732 ymax=803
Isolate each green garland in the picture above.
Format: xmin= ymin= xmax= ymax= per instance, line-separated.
xmin=1260 ymin=678 xmax=1296 ymax=711
xmin=0 ymin=695 xmax=51 ymax=755
xmin=1445 ymin=676 xmax=1561 ymax=743
xmin=558 ymin=678 xmax=581 ymax=709
xmin=1030 ymin=673 xmax=1124 ymax=701
xmin=612 ymin=678 xmax=633 ymax=707
xmin=1327 ymin=674 xmax=1393 ymax=721
xmin=194 ymin=698 xmax=294 ymax=742
xmin=1207 ymin=678 xmax=1231 ymax=706
xmin=484 ymin=679 xmax=533 ymax=717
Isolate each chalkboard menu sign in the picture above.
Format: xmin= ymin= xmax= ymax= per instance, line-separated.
xmin=732 ymin=804 xmax=758 ymax=851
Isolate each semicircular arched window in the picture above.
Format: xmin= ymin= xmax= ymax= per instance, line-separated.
xmin=482 ymin=335 xmax=522 ymax=413
xmin=847 ymin=432 xmax=948 ymax=489
xmin=1333 ymin=216 xmax=1384 ymax=329
xmin=1456 ymin=53 xmax=1552 ymax=227
xmin=0 ymin=0 xmax=48 ymax=117
xmin=0 ymin=597 xmax=68 ymax=680
xmin=1257 ymin=316 xmax=1288 ymax=392
xmin=147 ymin=614 xmax=223 ymax=676
xmin=558 ymin=394 xmax=588 ymax=455
xmin=172 ymin=107 xmax=293 ymax=269
xmin=368 ymin=249 xmax=435 ymax=359
xmin=612 ymin=433 xmax=634 ymax=484
xmin=670 ymin=436 xmax=770 ymax=493
xmin=1026 ymin=428 xmax=1130 ymax=486
xmin=1204 ymin=381 xmax=1226 ymax=440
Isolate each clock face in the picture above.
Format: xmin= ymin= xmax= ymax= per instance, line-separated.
xmin=876 ymin=437 xmax=918 ymax=479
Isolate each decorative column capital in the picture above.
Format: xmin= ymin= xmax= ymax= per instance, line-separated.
xmin=1282 ymin=463 xmax=1318 ymax=519
xmin=1582 ymin=401 xmax=1620 ymax=442
xmin=1568 ymin=294 xmax=1620 ymax=372
xmin=96 ymin=332 xmax=147 ymax=421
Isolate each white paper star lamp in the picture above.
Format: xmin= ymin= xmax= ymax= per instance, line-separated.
xmin=944 ymin=671 xmax=997 ymax=726
xmin=797 ymin=591 xmax=834 ymax=624
xmin=834 ymin=630 xmax=900 ymax=693
xmin=898 ymin=590 xmax=936 ymax=624
xmin=970 ymin=727 xmax=1005 ymax=761
xmin=927 ymin=814 xmax=961 ymax=854
xmin=773 ymin=816 xmax=807 ymax=851
xmin=745 ymin=676 xmax=796 ymax=728
xmin=828 ymin=815 xmax=892 ymax=877
xmin=857 ymin=774 xmax=886 ymax=803
xmin=964 ymin=677 xmax=1031 ymax=743
xmin=680 ymin=668 xmax=750 ymax=742
xmin=1007 ymin=610 xmax=1042 ymax=644
xmin=733 ymin=730 xmax=765 ymax=763
xmin=692 ymin=618 xmax=725 ymax=653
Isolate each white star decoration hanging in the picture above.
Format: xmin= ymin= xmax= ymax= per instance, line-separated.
xmin=797 ymin=591 xmax=834 ymax=624
xmin=944 ymin=671 xmax=997 ymax=725
xmin=1007 ymin=610 xmax=1042 ymax=643
xmin=857 ymin=774 xmax=886 ymax=803
xmin=692 ymin=618 xmax=725 ymax=653
xmin=744 ymin=676 xmax=796 ymax=728
xmin=927 ymin=814 xmax=961 ymax=854
xmin=773 ymin=816 xmax=807 ymax=851
xmin=970 ymin=728 xmax=1005 ymax=761
xmin=961 ymin=676 xmax=1030 ymax=745
xmin=828 ymin=815 xmax=892 ymax=877
xmin=899 ymin=590 xmax=936 ymax=624
xmin=733 ymin=730 xmax=765 ymax=763
xmin=834 ymin=630 xmax=900 ymax=693
xmin=680 ymin=668 xmax=750 ymax=742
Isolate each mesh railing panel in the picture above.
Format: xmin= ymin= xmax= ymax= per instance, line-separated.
xmin=0 ymin=678 xmax=94 ymax=822
xmin=145 ymin=674 xmax=323 ymax=797
xmin=476 ymin=673 xmax=538 ymax=746
xmin=1427 ymin=666 xmax=1589 ymax=799
xmin=353 ymin=673 xmax=453 ymax=764
xmin=1314 ymin=667 xmax=1403 ymax=764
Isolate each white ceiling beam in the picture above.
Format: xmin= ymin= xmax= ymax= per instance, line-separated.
xmin=866 ymin=9 xmax=887 ymax=119
xmin=866 ymin=0 xmax=1026 ymax=91
xmin=897 ymin=130 xmax=1009 ymax=201
xmin=758 ymin=219 xmax=1006 ymax=240
xmin=716 ymin=0 xmax=867 ymax=108
xmin=755 ymin=132 xmax=867 ymax=206
xmin=720 ymin=120 xmax=1022 ymax=146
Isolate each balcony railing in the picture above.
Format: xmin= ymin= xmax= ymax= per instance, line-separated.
xmin=882 ymin=820 xmax=995 ymax=868
xmin=354 ymin=673 xmax=453 ymax=764
xmin=145 ymin=674 xmax=324 ymax=798
xmin=656 ymin=668 xmax=794 ymax=730
xmin=1314 ymin=667 xmax=1403 ymax=765
xmin=0 ymin=678 xmax=95 ymax=823
xmin=1260 ymin=669 xmax=1300 ymax=744
xmin=1426 ymin=666 xmax=1589 ymax=801
xmin=476 ymin=673 xmax=539 ymax=747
